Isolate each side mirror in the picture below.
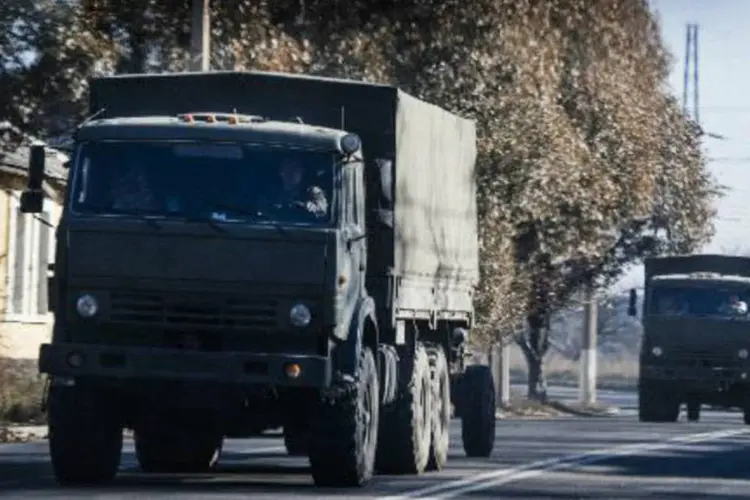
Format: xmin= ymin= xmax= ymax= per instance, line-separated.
xmin=20 ymin=190 xmax=43 ymax=213
xmin=627 ymin=288 xmax=638 ymax=317
xmin=27 ymin=145 xmax=46 ymax=190
xmin=20 ymin=145 xmax=46 ymax=214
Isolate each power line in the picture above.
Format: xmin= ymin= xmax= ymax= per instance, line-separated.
xmin=709 ymin=157 xmax=750 ymax=163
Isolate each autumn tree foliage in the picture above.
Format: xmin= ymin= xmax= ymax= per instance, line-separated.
xmin=0 ymin=0 xmax=718 ymax=399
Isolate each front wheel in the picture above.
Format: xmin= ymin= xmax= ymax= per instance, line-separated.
xmin=134 ymin=415 xmax=223 ymax=473
xmin=638 ymin=382 xmax=679 ymax=423
xmin=308 ymin=346 xmax=380 ymax=487
xmin=459 ymin=365 xmax=496 ymax=458
xmin=47 ymin=384 xmax=123 ymax=486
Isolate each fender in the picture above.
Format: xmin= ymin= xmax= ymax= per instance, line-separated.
xmin=332 ymin=294 xmax=378 ymax=376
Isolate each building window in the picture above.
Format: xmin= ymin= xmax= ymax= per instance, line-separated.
xmin=6 ymin=191 xmax=54 ymax=322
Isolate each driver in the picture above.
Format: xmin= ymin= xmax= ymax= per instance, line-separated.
xmin=275 ymin=158 xmax=328 ymax=219
xmin=721 ymin=295 xmax=748 ymax=316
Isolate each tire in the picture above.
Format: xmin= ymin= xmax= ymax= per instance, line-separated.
xmin=375 ymin=343 xmax=432 ymax=475
xmin=308 ymin=346 xmax=380 ymax=487
xmin=283 ymin=425 xmax=309 ymax=456
xmin=638 ymin=383 xmax=679 ymax=423
xmin=460 ymin=365 xmax=496 ymax=458
xmin=134 ymin=417 xmax=223 ymax=473
xmin=47 ymin=385 xmax=123 ymax=486
xmin=687 ymin=401 xmax=700 ymax=422
xmin=427 ymin=347 xmax=450 ymax=471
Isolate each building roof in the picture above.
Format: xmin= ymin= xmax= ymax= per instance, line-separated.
xmin=0 ymin=121 xmax=69 ymax=183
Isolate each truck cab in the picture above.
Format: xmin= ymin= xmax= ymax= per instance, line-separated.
xmin=23 ymin=112 xmax=384 ymax=483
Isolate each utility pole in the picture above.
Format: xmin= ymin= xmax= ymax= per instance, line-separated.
xmin=490 ymin=340 xmax=510 ymax=408
xmin=579 ymin=283 xmax=597 ymax=405
xmin=189 ymin=0 xmax=211 ymax=72
xmin=683 ymin=23 xmax=699 ymax=123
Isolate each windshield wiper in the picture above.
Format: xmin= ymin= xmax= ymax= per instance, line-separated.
xmin=182 ymin=214 xmax=226 ymax=233
xmin=111 ymin=212 xmax=162 ymax=230
xmin=252 ymin=210 xmax=288 ymax=237
xmin=200 ymin=199 xmax=288 ymax=237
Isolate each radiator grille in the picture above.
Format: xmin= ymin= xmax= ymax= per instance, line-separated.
xmin=108 ymin=292 xmax=279 ymax=331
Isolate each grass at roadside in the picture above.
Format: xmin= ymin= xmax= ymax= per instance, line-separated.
xmin=0 ymin=359 xmax=46 ymax=426
xmin=498 ymin=394 xmax=619 ymax=419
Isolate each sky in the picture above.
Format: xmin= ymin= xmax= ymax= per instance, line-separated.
xmin=615 ymin=0 xmax=750 ymax=292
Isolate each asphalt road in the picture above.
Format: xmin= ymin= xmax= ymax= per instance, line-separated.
xmin=3 ymin=387 xmax=750 ymax=499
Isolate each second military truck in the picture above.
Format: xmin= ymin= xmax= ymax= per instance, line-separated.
xmin=629 ymin=254 xmax=750 ymax=424
xmin=21 ymin=71 xmax=495 ymax=487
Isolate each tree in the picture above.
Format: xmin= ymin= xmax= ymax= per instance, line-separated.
xmin=1 ymin=0 xmax=718 ymax=401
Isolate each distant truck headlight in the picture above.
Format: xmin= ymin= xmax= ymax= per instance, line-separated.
xmin=76 ymin=294 xmax=99 ymax=318
xmin=739 ymin=349 xmax=749 ymax=360
xmin=651 ymin=346 xmax=663 ymax=357
xmin=289 ymin=303 xmax=311 ymax=327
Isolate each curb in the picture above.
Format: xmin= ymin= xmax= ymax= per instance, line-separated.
xmin=548 ymin=400 xmax=621 ymax=418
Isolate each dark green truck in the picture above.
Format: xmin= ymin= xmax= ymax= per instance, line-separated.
xmin=628 ymin=254 xmax=750 ymax=423
xmin=20 ymin=71 xmax=495 ymax=487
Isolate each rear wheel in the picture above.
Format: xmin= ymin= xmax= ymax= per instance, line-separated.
xmin=427 ymin=347 xmax=450 ymax=471
xmin=134 ymin=415 xmax=223 ymax=473
xmin=743 ymin=403 xmax=750 ymax=425
xmin=459 ymin=365 xmax=496 ymax=458
xmin=376 ymin=343 xmax=432 ymax=474
xmin=686 ymin=401 xmax=700 ymax=422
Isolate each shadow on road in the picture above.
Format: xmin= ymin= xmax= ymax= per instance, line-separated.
xmin=457 ymin=489 xmax=750 ymax=499
xmin=599 ymin=438 xmax=750 ymax=480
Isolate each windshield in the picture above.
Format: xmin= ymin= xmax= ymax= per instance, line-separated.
xmin=648 ymin=284 xmax=750 ymax=320
xmin=70 ymin=140 xmax=336 ymax=226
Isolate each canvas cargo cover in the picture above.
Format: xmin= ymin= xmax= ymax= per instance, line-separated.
xmin=87 ymin=71 xmax=479 ymax=286
xmin=392 ymin=91 xmax=478 ymax=286
xmin=645 ymin=254 xmax=750 ymax=281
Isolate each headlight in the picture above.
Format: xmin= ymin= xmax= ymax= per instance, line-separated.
xmin=289 ymin=303 xmax=311 ymax=327
xmin=76 ymin=294 xmax=99 ymax=318
xmin=651 ymin=346 xmax=663 ymax=357
xmin=739 ymin=349 xmax=749 ymax=360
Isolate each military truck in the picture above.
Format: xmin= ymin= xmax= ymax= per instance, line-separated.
xmin=628 ymin=254 xmax=750 ymax=424
xmin=20 ymin=71 xmax=495 ymax=487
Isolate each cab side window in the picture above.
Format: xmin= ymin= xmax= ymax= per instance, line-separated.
xmin=343 ymin=166 xmax=356 ymax=226
xmin=352 ymin=167 xmax=363 ymax=229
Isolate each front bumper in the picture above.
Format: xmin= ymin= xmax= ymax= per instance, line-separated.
xmin=38 ymin=343 xmax=331 ymax=388
xmin=640 ymin=364 xmax=750 ymax=392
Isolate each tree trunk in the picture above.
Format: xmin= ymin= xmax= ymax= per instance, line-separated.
xmin=517 ymin=312 xmax=550 ymax=402
xmin=521 ymin=346 xmax=548 ymax=402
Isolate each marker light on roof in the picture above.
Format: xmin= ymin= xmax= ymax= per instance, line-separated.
xmin=340 ymin=133 xmax=361 ymax=155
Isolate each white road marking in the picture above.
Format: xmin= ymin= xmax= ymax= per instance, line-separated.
xmin=381 ymin=428 xmax=749 ymax=499
xmin=234 ymin=446 xmax=286 ymax=455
